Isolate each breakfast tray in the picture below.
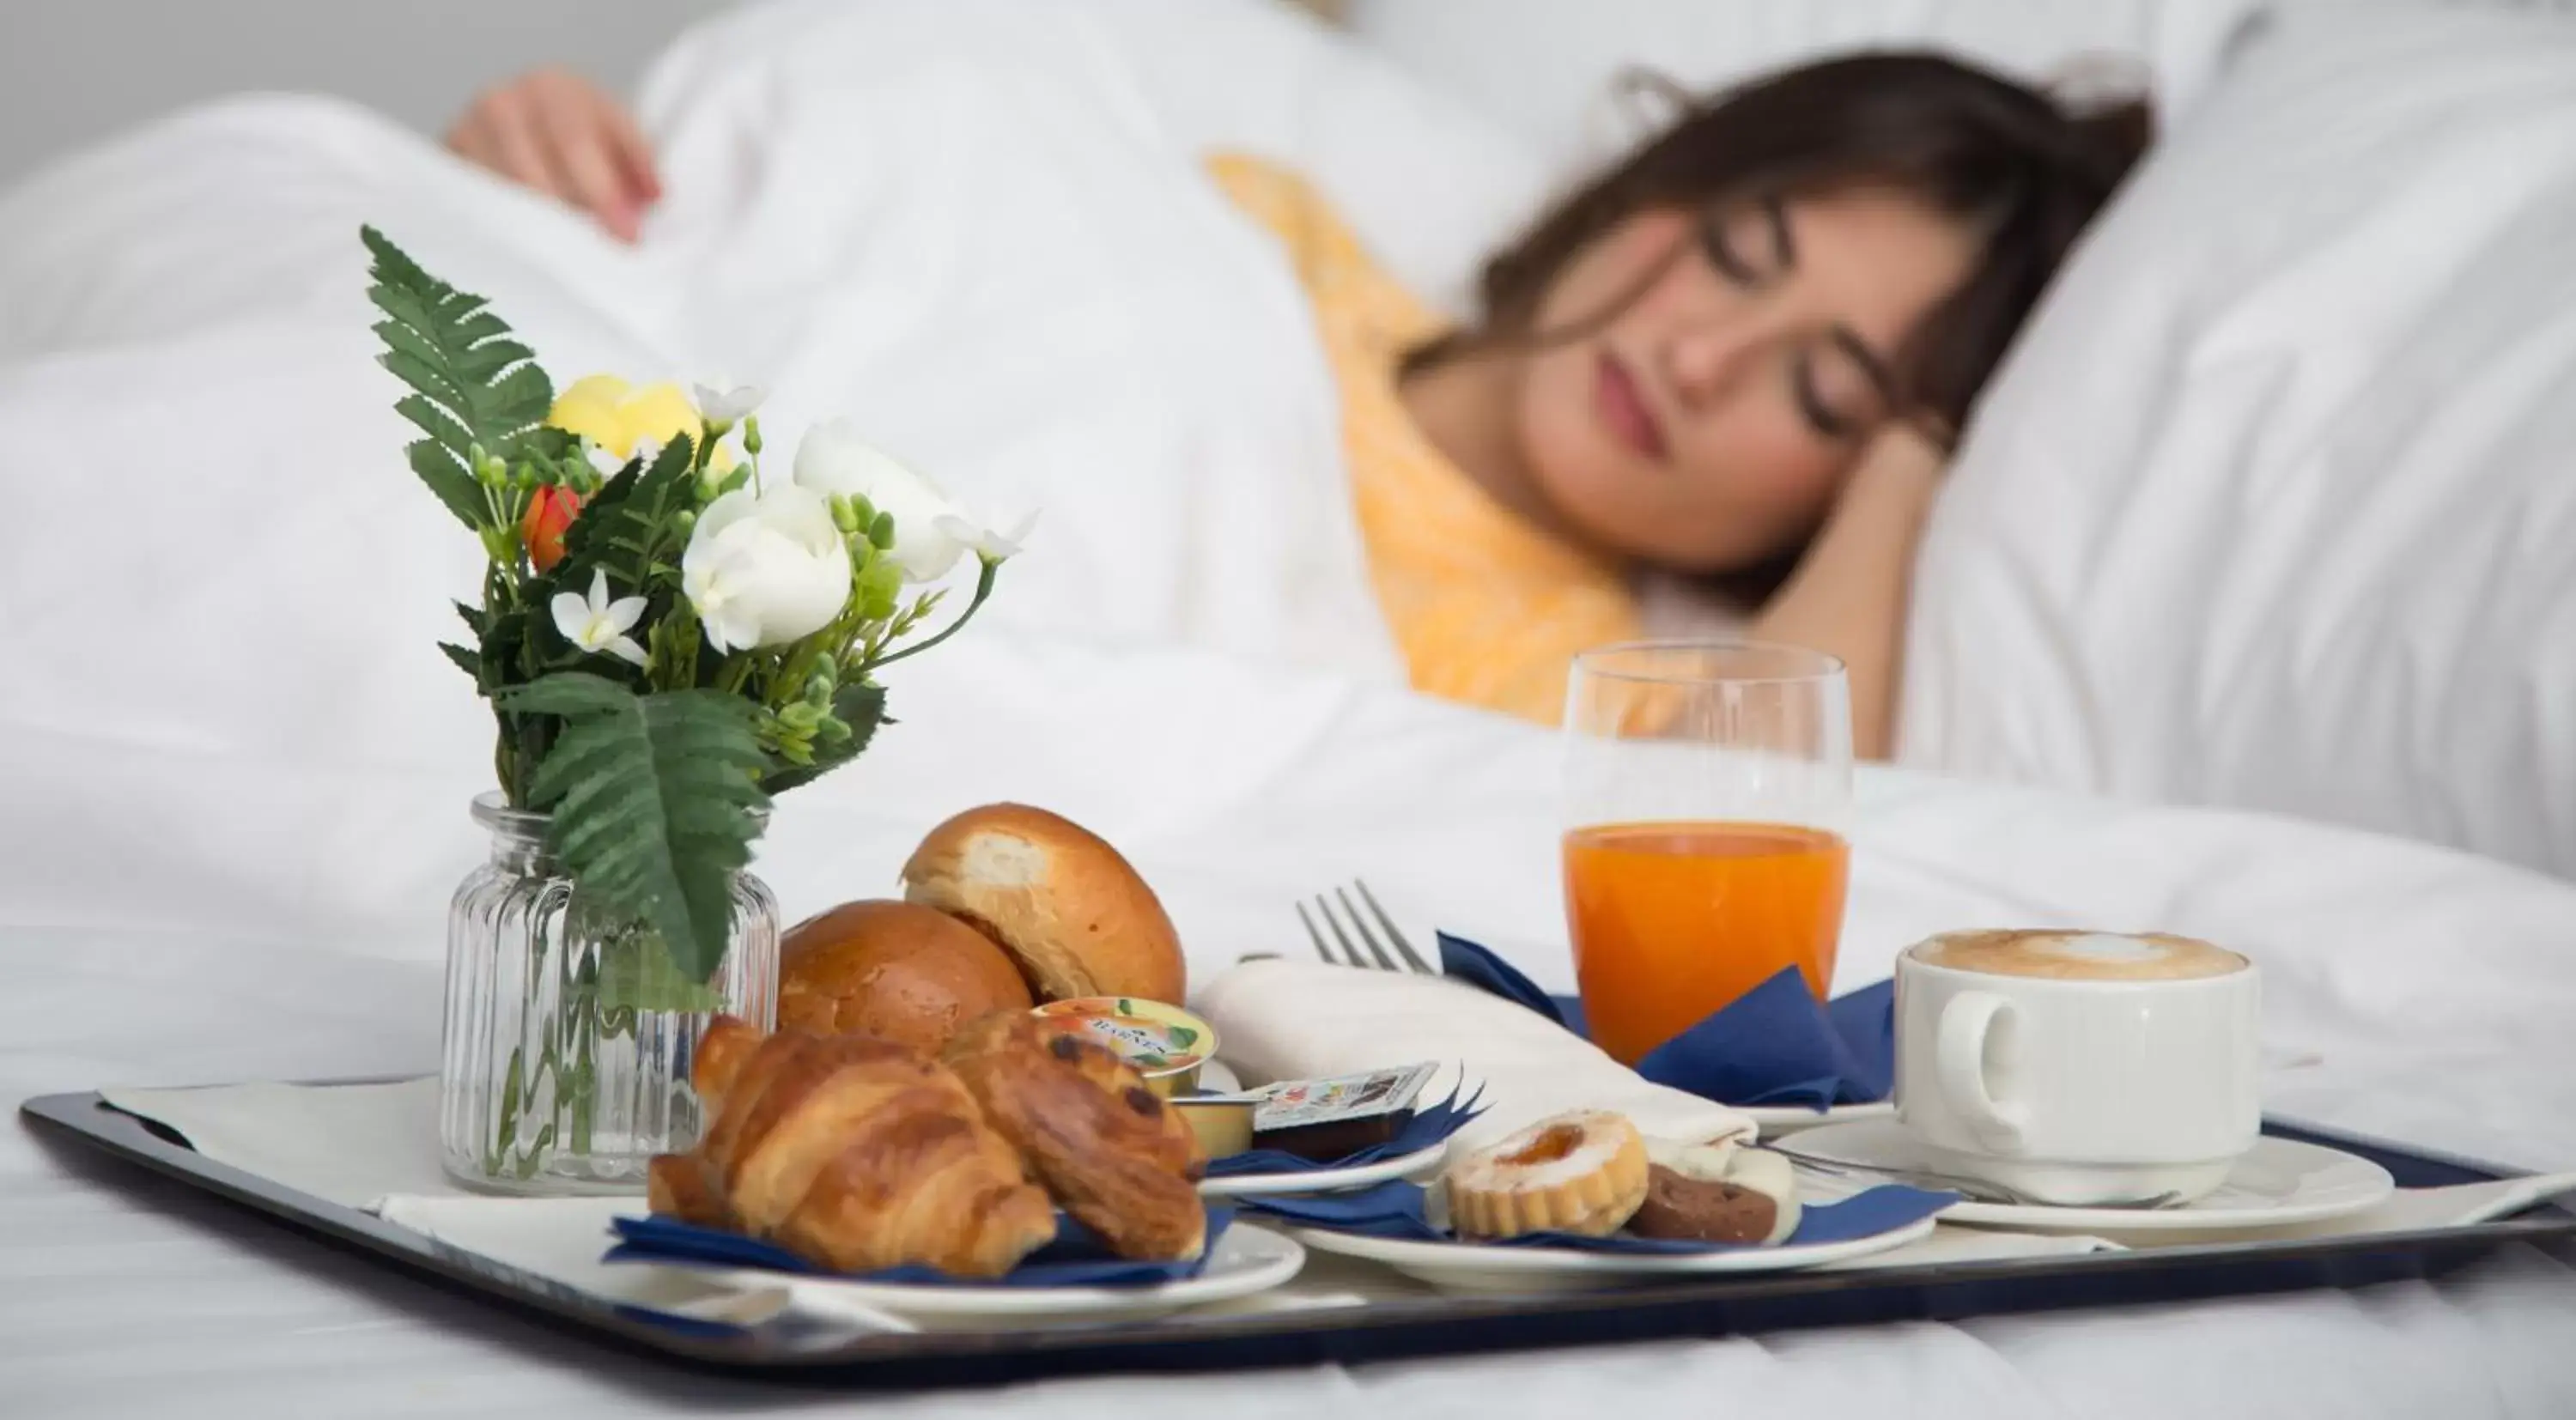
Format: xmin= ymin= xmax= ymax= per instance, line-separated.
xmin=23 ymin=1084 xmax=2576 ymax=1390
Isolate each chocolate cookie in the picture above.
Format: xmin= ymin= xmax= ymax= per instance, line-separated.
xmin=1626 ymin=1163 xmax=1782 ymax=1245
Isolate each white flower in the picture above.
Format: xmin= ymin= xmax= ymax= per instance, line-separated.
xmin=933 ymin=507 xmax=1039 ymax=563
xmin=792 ymin=419 xmax=1029 ymax=582
xmin=550 ymin=567 xmax=650 ymax=668
xmin=681 ymin=483 xmax=853 ymax=653
xmin=583 ymin=440 xmax=628 ymax=480
xmin=691 ymin=381 xmax=765 ymax=425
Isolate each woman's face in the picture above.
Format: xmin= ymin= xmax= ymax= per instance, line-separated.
xmin=1510 ymin=186 xmax=1979 ymax=571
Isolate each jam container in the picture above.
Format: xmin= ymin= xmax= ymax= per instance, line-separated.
xmin=1030 ymin=996 xmax=1218 ymax=1096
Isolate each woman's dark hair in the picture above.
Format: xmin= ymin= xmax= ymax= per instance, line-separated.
xmin=1411 ymin=52 xmax=2153 ymax=596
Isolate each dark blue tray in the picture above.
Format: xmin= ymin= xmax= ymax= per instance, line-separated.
xmin=21 ymin=1083 xmax=2574 ymax=1391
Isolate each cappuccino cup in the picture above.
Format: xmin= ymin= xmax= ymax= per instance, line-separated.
xmin=1893 ymin=930 xmax=2259 ymax=1206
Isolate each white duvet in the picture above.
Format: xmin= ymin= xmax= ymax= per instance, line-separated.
xmin=3 ymin=2 xmax=2574 ymax=1417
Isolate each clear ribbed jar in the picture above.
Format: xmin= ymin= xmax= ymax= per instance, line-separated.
xmin=440 ymin=793 xmax=778 ymax=1194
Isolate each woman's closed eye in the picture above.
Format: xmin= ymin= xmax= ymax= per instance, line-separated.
xmin=1790 ymin=347 xmax=1872 ymax=442
xmin=1698 ymin=195 xmax=1791 ymax=287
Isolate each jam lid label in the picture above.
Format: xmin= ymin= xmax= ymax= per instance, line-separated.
xmin=1252 ymin=1061 xmax=1437 ymax=1132
xmin=1031 ymin=996 xmax=1216 ymax=1073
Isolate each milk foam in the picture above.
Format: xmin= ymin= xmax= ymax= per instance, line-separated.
xmin=2046 ymin=933 xmax=2168 ymax=963
xmin=1912 ymin=930 xmax=2247 ymax=981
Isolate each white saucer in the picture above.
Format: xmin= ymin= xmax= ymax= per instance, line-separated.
xmin=1744 ymin=1100 xmax=1896 ymax=1134
xmin=1780 ymin=1118 xmax=2397 ymax=1234
xmin=1286 ymin=1215 xmax=1935 ymax=1292
xmin=696 ymin=1223 xmax=1305 ymax=1323
xmin=1198 ymin=1140 xmax=1451 ymax=1199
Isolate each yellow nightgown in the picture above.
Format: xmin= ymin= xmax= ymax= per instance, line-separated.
xmin=1206 ymin=152 xmax=1642 ymax=726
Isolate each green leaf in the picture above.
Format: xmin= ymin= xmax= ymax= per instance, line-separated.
xmin=557 ymin=435 xmax=696 ymax=587
xmin=439 ymin=641 xmax=481 ymax=681
xmin=361 ymin=225 xmax=557 ymax=531
xmin=515 ymin=1121 xmax=556 ymax=1180
xmin=492 ymin=1045 xmax=526 ymax=1168
xmin=480 ymin=604 xmax=532 ymax=679
xmin=593 ymin=925 xmax=726 ymax=1016
xmin=495 ymin=673 xmax=769 ymax=984
xmin=761 ymin=683 xmax=887 ymax=794
xmin=403 ymin=430 xmax=489 ymax=531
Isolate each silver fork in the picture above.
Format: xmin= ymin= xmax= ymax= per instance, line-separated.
xmin=1297 ymin=880 xmax=1436 ymax=974
xmin=1765 ymin=1140 xmax=2185 ymax=1211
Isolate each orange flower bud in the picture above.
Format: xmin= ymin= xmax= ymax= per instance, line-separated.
xmin=521 ymin=485 xmax=582 ymax=573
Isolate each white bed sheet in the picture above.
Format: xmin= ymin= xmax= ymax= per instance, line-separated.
xmin=2 ymin=0 xmax=2574 ymax=1412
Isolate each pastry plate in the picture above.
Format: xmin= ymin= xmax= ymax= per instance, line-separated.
xmin=1285 ymin=1214 xmax=1936 ymax=1292
xmin=1198 ymin=1141 xmax=1451 ymax=1199
xmin=1779 ymin=1119 xmax=2397 ymax=1235
xmin=686 ymin=1222 xmax=1306 ymax=1324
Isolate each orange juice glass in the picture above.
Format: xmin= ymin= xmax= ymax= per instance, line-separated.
xmin=1562 ymin=642 xmax=1854 ymax=1066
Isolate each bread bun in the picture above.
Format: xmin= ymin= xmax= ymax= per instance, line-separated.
xmin=777 ymin=900 xmax=1035 ymax=1055
xmin=901 ymin=803 xmax=1186 ymax=1005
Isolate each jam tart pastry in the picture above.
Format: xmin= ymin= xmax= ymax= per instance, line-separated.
xmin=1443 ymin=1109 xmax=1650 ymax=1240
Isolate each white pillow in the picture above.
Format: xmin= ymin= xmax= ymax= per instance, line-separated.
xmin=1901 ymin=2 xmax=2576 ymax=877
xmin=1345 ymin=0 xmax=2267 ymax=176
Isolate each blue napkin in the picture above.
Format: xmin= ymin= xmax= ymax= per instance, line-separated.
xmin=605 ymin=1205 xmax=1233 ymax=1288
xmin=1437 ymin=932 xmax=1892 ymax=1109
xmin=1241 ymin=1178 xmax=1951 ymax=1253
xmin=1200 ymin=1086 xmax=1487 ymax=1179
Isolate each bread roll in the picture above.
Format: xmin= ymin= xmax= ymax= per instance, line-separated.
xmin=778 ymin=900 xmax=1035 ymax=1055
xmin=902 ymin=804 xmax=1186 ymax=1004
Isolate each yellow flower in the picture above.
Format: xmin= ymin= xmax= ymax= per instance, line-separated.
xmin=547 ymin=374 xmax=735 ymax=470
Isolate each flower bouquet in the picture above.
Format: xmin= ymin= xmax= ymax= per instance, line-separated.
xmin=361 ymin=228 xmax=1024 ymax=1191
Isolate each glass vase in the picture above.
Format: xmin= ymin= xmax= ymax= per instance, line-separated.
xmin=440 ymin=792 xmax=779 ymax=1195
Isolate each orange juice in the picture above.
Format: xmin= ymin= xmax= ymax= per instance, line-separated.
xmin=1563 ymin=821 xmax=1850 ymax=1065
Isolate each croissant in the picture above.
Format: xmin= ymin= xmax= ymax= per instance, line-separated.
xmin=647 ymin=1016 xmax=1058 ymax=1277
xmin=943 ymin=1012 xmax=1206 ymax=1261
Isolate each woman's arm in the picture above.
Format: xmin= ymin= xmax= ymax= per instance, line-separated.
xmin=445 ymin=69 xmax=662 ymax=243
xmin=1746 ymin=425 xmax=1943 ymax=762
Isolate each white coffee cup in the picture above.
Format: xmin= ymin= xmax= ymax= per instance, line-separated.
xmin=1893 ymin=929 xmax=2261 ymax=1206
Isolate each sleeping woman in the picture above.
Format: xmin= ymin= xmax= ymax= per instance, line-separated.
xmin=444 ymin=54 xmax=2148 ymax=758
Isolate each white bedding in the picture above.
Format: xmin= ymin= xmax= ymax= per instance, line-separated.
xmin=3 ymin=0 xmax=2575 ymax=1414
xmin=1902 ymin=2 xmax=2576 ymax=879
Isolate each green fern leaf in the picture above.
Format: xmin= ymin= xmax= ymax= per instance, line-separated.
xmin=495 ymin=673 xmax=769 ymax=984
xmin=556 ymin=436 xmax=696 ymax=587
xmin=361 ymin=225 xmax=557 ymax=530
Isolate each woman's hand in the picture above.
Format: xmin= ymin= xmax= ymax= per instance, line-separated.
xmin=445 ymin=68 xmax=662 ymax=243
xmin=1747 ymin=423 xmax=1945 ymax=762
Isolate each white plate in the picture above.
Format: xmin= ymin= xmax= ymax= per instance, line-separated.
xmin=1286 ymin=1216 xmax=1936 ymax=1292
xmin=696 ymin=1223 xmax=1304 ymax=1323
xmin=1198 ymin=1140 xmax=1452 ymax=1199
xmin=1744 ymin=1100 xmax=1896 ymax=1134
xmin=1779 ymin=1118 xmax=2397 ymax=1234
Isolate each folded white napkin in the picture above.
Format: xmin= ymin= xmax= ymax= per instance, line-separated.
xmin=101 ymin=1077 xmax=453 ymax=1210
xmin=1194 ymin=958 xmax=1755 ymax=1152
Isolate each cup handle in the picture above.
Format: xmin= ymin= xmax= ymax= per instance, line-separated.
xmin=1935 ymin=990 xmax=2030 ymax=1155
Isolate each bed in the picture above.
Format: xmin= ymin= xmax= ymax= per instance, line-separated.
xmin=4 ymin=0 xmax=2574 ymax=1414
